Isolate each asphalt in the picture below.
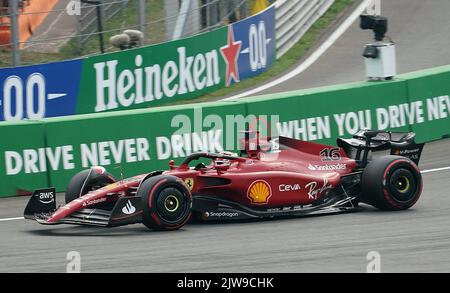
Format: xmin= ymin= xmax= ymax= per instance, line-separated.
xmin=261 ymin=0 xmax=450 ymax=94
xmin=1 ymin=0 xmax=450 ymax=273
xmin=24 ymin=0 xmax=78 ymax=53
xmin=0 ymin=138 xmax=449 ymax=273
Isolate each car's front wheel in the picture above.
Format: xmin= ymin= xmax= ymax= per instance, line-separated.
xmin=138 ymin=175 xmax=192 ymax=231
xmin=65 ymin=167 xmax=116 ymax=204
xmin=361 ymin=156 xmax=422 ymax=210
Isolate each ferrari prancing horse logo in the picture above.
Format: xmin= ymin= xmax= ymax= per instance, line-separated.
xmin=184 ymin=178 xmax=194 ymax=190
xmin=247 ymin=180 xmax=272 ymax=204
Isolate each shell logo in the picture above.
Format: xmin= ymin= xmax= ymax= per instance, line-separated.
xmin=247 ymin=180 xmax=272 ymax=204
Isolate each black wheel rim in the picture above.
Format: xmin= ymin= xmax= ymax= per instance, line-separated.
xmin=155 ymin=187 xmax=189 ymax=224
xmin=388 ymin=168 xmax=418 ymax=203
xmin=164 ymin=195 xmax=180 ymax=212
xmin=394 ymin=176 xmax=410 ymax=193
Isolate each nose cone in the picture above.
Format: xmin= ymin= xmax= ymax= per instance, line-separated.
xmin=46 ymin=199 xmax=83 ymax=223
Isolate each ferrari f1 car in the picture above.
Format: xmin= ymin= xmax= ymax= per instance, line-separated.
xmin=25 ymin=130 xmax=425 ymax=231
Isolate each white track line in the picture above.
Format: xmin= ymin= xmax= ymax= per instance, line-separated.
xmin=0 ymin=166 xmax=448 ymax=223
xmin=0 ymin=217 xmax=24 ymax=222
xmin=222 ymin=0 xmax=374 ymax=101
xmin=421 ymin=166 xmax=450 ymax=174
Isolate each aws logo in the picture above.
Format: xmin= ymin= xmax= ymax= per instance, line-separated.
xmin=247 ymin=180 xmax=272 ymax=204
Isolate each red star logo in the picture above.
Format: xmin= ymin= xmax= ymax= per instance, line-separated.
xmin=220 ymin=27 xmax=242 ymax=87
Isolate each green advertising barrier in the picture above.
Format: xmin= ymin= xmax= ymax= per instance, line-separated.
xmin=399 ymin=65 xmax=450 ymax=143
xmin=77 ymin=27 xmax=229 ymax=115
xmin=0 ymin=121 xmax=48 ymax=197
xmin=1 ymin=64 xmax=450 ymax=197
xmin=242 ymin=79 xmax=411 ymax=145
xmin=0 ymin=5 xmax=276 ymax=122
xmin=44 ymin=101 xmax=247 ymax=191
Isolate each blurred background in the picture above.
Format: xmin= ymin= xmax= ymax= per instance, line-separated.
xmin=0 ymin=0 xmax=276 ymax=67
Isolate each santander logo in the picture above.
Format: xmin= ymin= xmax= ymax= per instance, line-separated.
xmin=308 ymin=163 xmax=346 ymax=171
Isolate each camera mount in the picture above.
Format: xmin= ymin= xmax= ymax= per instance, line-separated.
xmin=360 ymin=15 xmax=388 ymax=42
xmin=360 ymin=14 xmax=396 ymax=80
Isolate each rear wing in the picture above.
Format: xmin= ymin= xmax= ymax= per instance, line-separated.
xmin=337 ymin=130 xmax=425 ymax=166
xmin=390 ymin=141 xmax=424 ymax=165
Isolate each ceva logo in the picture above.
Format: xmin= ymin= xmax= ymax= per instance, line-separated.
xmin=279 ymin=184 xmax=301 ymax=192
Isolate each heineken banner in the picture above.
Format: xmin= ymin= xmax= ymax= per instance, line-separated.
xmin=0 ymin=59 xmax=83 ymax=121
xmin=0 ymin=6 xmax=276 ymax=121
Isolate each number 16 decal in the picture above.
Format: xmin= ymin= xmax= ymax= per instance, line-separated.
xmin=320 ymin=148 xmax=342 ymax=162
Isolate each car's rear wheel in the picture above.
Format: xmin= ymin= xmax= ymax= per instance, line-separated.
xmin=138 ymin=175 xmax=192 ymax=231
xmin=65 ymin=167 xmax=116 ymax=204
xmin=361 ymin=156 xmax=422 ymax=210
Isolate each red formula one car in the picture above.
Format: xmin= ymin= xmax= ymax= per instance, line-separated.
xmin=24 ymin=130 xmax=425 ymax=231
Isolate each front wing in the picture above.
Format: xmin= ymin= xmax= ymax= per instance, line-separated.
xmin=24 ymin=189 xmax=143 ymax=228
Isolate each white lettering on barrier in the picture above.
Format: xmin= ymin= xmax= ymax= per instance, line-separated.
xmin=334 ymin=110 xmax=372 ymax=136
xmin=376 ymin=102 xmax=425 ymax=130
xmin=93 ymin=48 xmax=221 ymax=112
xmin=2 ymin=96 xmax=449 ymax=176
xmin=276 ymin=116 xmax=331 ymax=141
xmin=275 ymin=98 xmax=447 ymax=142
xmin=427 ymin=95 xmax=450 ymax=121
xmin=80 ymin=138 xmax=150 ymax=168
xmin=5 ymin=146 xmax=74 ymax=175
xmin=3 ymin=74 xmax=46 ymax=121
xmin=156 ymin=130 xmax=223 ymax=160
xmin=4 ymin=138 xmax=150 ymax=175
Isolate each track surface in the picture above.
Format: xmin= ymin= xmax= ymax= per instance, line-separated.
xmin=2 ymin=0 xmax=450 ymax=273
xmin=0 ymin=139 xmax=449 ymax=273
xmin=261 ymin=0 xmax=450 ymax=94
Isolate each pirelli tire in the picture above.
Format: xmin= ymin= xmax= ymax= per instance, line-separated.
xmin=139 ymin=175 xmax=192 ymax=231
xmin=362 ymin=155 xmax=423 ymax=210
xmin=65 ymin=167 xmax=116 ymax=204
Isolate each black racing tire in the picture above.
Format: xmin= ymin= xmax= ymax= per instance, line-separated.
xmin=361 ymin=155 xmax=422 ymax=210
xmin=65 ymin=167 xmax=116 ymax=204
xmin=138 ymin=175 xmax=192 ymax=231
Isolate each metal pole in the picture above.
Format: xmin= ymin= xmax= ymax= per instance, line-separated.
xmin=95 ymin=4 xmax=105 ymax=53
xmin=81 ymin=0 xmax=104 ymax=54
xmin=9 ymin=0 xmax=20 ymax=66
xmin=206 ymin=0 xmax=210 ymax=30
xmin=76 ymin=7 xmax=82 ymax=54
xmin=137 ymin=0 xmax=146 ymax=40
xmin=208 ymin=0 xmax=219 ymax=28
xmin=239 ymin=0 xmax=248 ymax=20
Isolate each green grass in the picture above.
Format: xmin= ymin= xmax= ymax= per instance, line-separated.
xmin=165 ymin=0 xmax=356 ymax=105
xmin=60 ymin=0 xmax=166 ymax=58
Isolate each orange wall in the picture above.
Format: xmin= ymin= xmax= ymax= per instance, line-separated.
xmin=0 ymin=0 xmax=60 ymax=48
